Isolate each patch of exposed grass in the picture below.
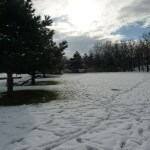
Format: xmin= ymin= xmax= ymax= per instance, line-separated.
xmin=15 ymin=80 xmax=60 ymax=86
xmin=35 ymin=81 xmax=60 ymax=85
xmin=0 ymin=90 xmax=59 ymax=106
xmin=36 ymin=74 xmax=61 ymax=79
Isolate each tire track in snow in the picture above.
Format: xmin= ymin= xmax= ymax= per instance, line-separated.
xmin=12 ymin=75 xmax=148 ymax=150
xmin=104 ymin=77 xmax=150 ymax=150
xmin=38 ymin=76 xmax=150 ymax=150
xmin=105 ymin=77 xmax=150 ymax=120
xmin=39 ymin=117 xmax=106 ymax=150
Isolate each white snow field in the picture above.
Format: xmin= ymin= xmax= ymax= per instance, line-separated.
xmin=0 ymin=72 xmax=150 ymax=150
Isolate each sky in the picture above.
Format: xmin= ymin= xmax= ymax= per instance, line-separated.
xmin=32 ymin=0 xmax=150 ymax=57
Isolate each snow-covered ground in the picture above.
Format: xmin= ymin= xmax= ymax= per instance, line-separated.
xmin=0 ymin=72 xmax=150 ymax=150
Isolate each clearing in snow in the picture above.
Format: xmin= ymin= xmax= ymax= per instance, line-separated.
xmin=0 ymin=72 xmax=150 ymax=150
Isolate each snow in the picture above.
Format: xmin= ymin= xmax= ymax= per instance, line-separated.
xmin=0 ymin=72 xmax=150 ymax=150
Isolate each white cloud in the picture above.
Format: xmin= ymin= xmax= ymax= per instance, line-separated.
xmin=32 ymin=0 xmax=150 ymax=56
xmin=142 ymin=18 xmax=150 ymax=28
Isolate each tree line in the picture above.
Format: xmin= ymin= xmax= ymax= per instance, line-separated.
xmin=65 ymin=32 xmax=150 ymax=73
xmin=0 ymin=0 xmax=67 ymax=96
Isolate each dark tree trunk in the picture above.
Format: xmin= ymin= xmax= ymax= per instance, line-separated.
xmin=31 ymin=72 xmax=35 ymax=85
xmin=147 ymin=65 xmax=149 ymax=72
xmin=43 ymin=73 xmax=46 ymax=78
xmin=130 ymin=57 xmax=133 ymax=71
xmin=139 ymin=58 xmax=141 ymax=72
xmin=141 ymin=53 xmax=144 ymax=71
xmin=146 ymin=49 xmax=149 ymax=72
xmin=7 ymin=72 xmax=13 ymax=96
xmin=138 ymin=65 xmax=141 ymax=72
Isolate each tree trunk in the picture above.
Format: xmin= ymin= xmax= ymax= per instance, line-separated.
xmin=7 ymin=72 xmax=13 ymax=96
xmin=147 ymin=49 xmax=149 ymax=72
xmin=31 ymin=72 xmax=35 ymax=85
xmin=138 ymin=66 xmax=141 ymax=72
xmin=147 ymin=65 xmax=149 ymax=72
xmin=43 ymin=73 xmax=46 ymax=78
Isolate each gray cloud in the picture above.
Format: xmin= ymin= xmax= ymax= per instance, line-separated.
xmin=119 ymin=0 xmax=150 ymax=24
xmin=54 ymin=32 xmax=99 ymax=57
xmin=53 ymin=15 xmax=69 ymax=23
xmin=32 ymin=0 xmax=150 ymax=57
